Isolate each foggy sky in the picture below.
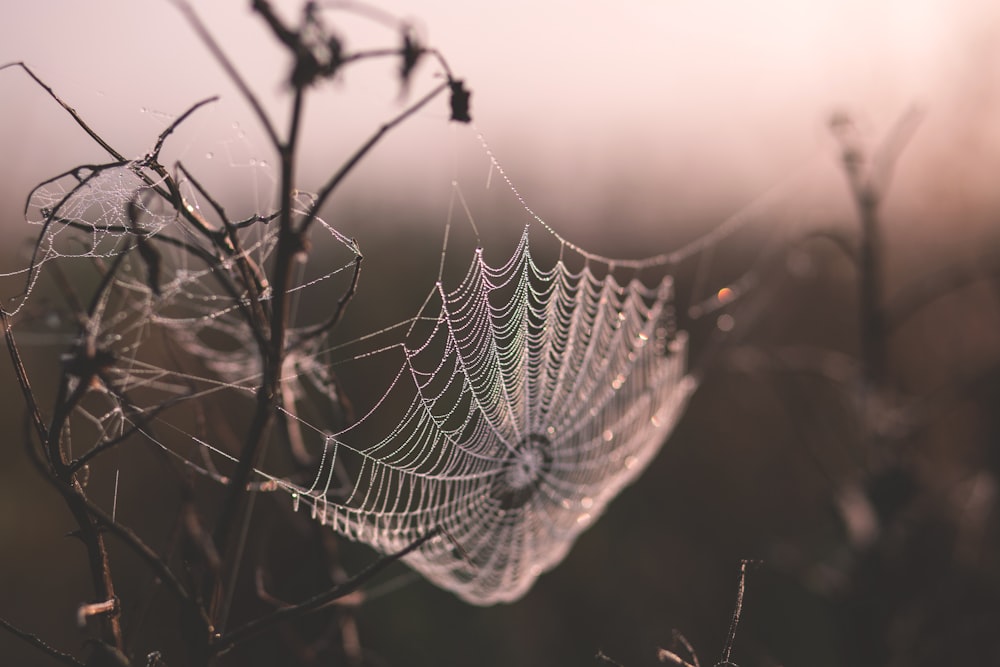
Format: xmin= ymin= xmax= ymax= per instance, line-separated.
xmin=1 ymin=0 xmax=998 ymax=258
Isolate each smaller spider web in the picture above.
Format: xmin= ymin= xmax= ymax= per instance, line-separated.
xmin=1 ymin=162 xmax=176 ymax=315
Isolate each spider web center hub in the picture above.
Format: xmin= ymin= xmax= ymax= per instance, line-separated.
xmin=491 ymin=433 xmax=554 ymax=510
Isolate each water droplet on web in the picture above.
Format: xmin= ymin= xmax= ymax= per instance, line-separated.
xmin=205 ymin=151 xmax=214 ymax=160
xmin=291 ymin=492 xmax=300 ymax=512
xmin=716 ymin=314 xmax=735 ymax=332
xmin=576 ymin=513 xmax=592 ymax=525
xmin=624 ymin=455 xmax=638 ymax=470
xmin=581 ymin=496 xmax=594 ymax=509
xmin=602 ymin=429 xmax=614 ymax=442
xmin=612 ymin=374 xmax=625 ymax=390
xmin=249 ymin=158 xmax=257 ymax=166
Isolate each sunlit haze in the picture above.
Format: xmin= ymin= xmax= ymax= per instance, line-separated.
xmin=2 ymin=0 xmax=998 ymax=262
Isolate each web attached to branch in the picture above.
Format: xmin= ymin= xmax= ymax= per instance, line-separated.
xmin=5 ymin=126 xmax=777 ymax=606
xmin=279 ymin=230 xmax=694 ymax=604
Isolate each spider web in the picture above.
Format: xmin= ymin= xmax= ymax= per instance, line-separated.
xmin=281 ymin=230 xmax=694 ymax=604
xmin=4 ymin=129 xmax=774 ymax=606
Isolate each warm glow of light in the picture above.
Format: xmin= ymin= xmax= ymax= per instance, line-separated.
xmin=717 ymin=287 xmax=735 ymax=304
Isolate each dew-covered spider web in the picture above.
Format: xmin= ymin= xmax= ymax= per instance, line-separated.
xmin=2 ymin=124 xmax=783 ymax=605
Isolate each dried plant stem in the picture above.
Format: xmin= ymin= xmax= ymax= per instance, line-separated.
xmin=0 ymin=616 xmax=84 ymax=667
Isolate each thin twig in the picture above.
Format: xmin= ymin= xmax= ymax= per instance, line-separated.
xmin=300 ymin=80 xmax=449 ymax=236
xmin=0 ymin=62 xmax=127 ymax=162
xmin=1 ymin=309 xmax=50 ymax=445
xmin=173 ymin=0 xmax=281 ymax=149
xmin=215 ymin=529 xmax=440 ymax=653
xmin=297 ymin=253 xmax=363 ymax=342
xmin=718 ymin=560 xmax=751 ymax=667
xmin=595 ymin=650 xmax=626 ymax=667
xmin=80 ymin=487 xmax=214 ymax=636
xmin=146 ymin=96 xmax=219 ymax=164
xmin=0 ymin=616 xmax=85 ymax=667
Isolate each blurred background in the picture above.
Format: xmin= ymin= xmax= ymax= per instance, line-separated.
xmin=2 ymin=1 xmax=1000 ymax=665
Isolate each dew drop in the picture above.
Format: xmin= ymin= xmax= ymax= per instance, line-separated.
xmin=581 ymin=496 xmax=594 ymax=509
xmin=624 ymin=455 xmax=638 ymax=470
xmin=205 ymin=151 xmax=214 ymax=160
xmin=291 ymin=492 xmax=300 ymax=512
xmin=576 ymin=512 xmax=592 ymax=525
xmin=717 ymin=314 xmax=735 ymax=332
xmin=602 ymin=429 xmax=614 ymax=442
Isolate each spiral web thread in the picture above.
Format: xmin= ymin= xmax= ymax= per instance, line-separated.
xmin=8 ymin=149 xmax=700 ymax=605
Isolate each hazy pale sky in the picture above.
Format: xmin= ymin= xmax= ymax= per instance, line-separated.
xmin=1 ymin=0 xmax=998 ymax=253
